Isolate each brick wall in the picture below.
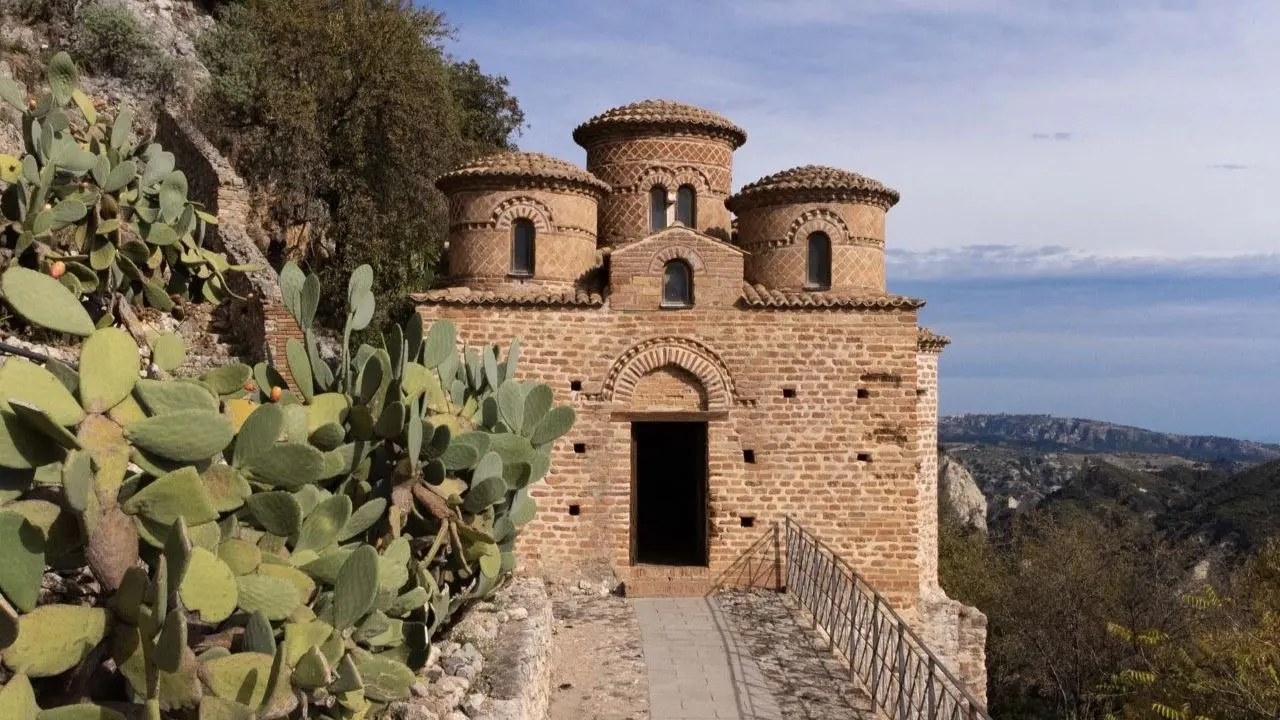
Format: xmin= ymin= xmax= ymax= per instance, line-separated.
xmin=446 ymin=187 xmax=600 ymax=289
xmin=737 ymin=201 xmax=887 ymax=292
xmin=583 ymin=133 xmax=736 ymax=245
xmin=416 ymin=298 xmax=925 ymax=609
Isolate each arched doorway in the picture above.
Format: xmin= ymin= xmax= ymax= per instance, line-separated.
xmin=599 ymin=338 xmax=737 ymax=568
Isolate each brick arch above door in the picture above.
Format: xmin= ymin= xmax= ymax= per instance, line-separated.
xmin=592 ymin=336 xmax=741 ymax=411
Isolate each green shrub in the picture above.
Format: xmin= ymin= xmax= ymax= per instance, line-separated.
xmin=0 ymin=256 xmax=572 ymax=716
xmin=73 ymin=3 xmax=183 ymax=96
xmin=74 ymin=3 xmax=154 ymax=77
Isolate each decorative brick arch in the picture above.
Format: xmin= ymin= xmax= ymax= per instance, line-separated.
xmin=597 ymin=337 xmax=739 ymax=411
xmin=646 ymin=245 xmax=707 ymax=274
xmin=785 ymin=208 xmax=850 ymax=246
xmin=491 ymin=196 xmax=554 ymax=231
xmin=633 ymin=165 xmax=711 ymax=194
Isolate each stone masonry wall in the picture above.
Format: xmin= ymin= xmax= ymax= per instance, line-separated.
xmin=917 ymin=344 xmax=988 ymax=703
xmin=155 ymin=109 xmax=302 ymax=377
xmin=416 ymin=300 xmax=926 ymax=610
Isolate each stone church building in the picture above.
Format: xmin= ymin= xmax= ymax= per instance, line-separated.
xmin=415 ymin=100 xmax=986 ymax=694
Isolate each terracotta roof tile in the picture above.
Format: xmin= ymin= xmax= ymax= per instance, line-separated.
xmin=435 ymin=152 xmax=609 ymax=195
xmin=727 ymin=165 xmax=900 ymax=212
xmin=411 ymin=286 xmax=604 ymax=307
xmin=573 ymin=99 xmax=747 ymax=148
xmin=918 ymin=327 xmax=952 ymax=350
xmin=739 ymin=283 xmax=924 ymax=309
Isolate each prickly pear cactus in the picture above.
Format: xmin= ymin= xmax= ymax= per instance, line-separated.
xmin=0 ymin=52 xmax=254 ymax=330
xmin=0 ymin=258 xmax=572 ymax=717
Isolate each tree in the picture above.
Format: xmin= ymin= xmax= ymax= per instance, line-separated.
xmin=1106 ymin=540 xmax=1280 ymax=720
xmin=940 ymin=505 xmax=1196 ymax=719
xmin=195 ymin=0 xmax=523 ymax=328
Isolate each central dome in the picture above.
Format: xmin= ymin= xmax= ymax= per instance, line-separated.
xmin=572 ymin=100 xmax=747 ymax=148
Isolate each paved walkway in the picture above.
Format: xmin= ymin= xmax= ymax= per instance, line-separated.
xmin=633 ymin=597 xmax=783 ymax=720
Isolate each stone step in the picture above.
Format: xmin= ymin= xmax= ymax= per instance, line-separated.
xmin=623 ymin=565 xmax=713 ymax=597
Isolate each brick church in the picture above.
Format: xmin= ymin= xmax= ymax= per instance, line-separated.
xmin=415 ymin=100 xmax=985 ymax=691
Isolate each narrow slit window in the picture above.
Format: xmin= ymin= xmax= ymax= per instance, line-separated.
xmin=568 ymin=504 xmax=581 ymax=516
xmin=661 ymin=259 xmax=693 ymax=307
xmin=650 ymin=186 xmax=669 ymax=231
xmin=675 ymin=185 xmax=696 ymax=226
xmin=806 ymin=231 xmax=832 ymax=290
xmin=511 ymin=218 xmax=535 ymax=276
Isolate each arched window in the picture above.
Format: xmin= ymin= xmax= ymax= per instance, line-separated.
xmin=661 ymin=260 xmax=693 ymax=307
xmin=511 ymin=218 xmax=535 ymax=277
xmin=675 ymin=185 xmax=696 ymax=226
xmin=806 ymin=231 xmax=831 ymax=290
xmin=649 ymin=186 xmax=669 ymax=231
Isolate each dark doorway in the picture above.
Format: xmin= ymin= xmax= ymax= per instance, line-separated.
xmin=631 ymin=421 xmax=708 ymax=566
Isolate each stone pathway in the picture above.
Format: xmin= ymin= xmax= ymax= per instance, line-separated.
xmin=633 ymin=597 xmax=783 ymax=720
xmin=717 ymin=591 xmax=877 ymax=720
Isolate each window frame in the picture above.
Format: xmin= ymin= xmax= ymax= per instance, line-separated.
xmin=660 ymin=259 xmax=694 ymax=308
xmin=675 ymin=185 xmax=696 ymax=226
xmin=805 ymin=231 xmax=832 ymax=290
xmin=510 ymin=218 xmax=536 ymax=278
xmin=649 ymin=186 xmax=669 ymax=232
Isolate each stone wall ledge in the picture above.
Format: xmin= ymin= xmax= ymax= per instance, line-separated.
xmin=389 ymin=577 xmax=553 ymax=720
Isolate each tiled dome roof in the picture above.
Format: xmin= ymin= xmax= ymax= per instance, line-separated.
xmin=727 ymin=165 xmax=900 ymax=211
xmin=573 ymin=100 xmax=747 ymax=148
xmin=435 ymin=152 xmax=609 ymax=195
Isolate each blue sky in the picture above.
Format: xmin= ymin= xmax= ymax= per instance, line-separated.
xmin=431 ymin=1 xmax=1280 ymax=441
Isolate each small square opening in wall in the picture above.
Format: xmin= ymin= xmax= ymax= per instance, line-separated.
xmin=573 ymin=443 xmax=586 ymax=454
xmin=743 ymin=449 xmax=756 ymax=464
xmin=857 ymin=388 xmax=871 ymax=399
xmin=568 ymin=504 xmax=581 ymax=516
xmin=570 ymin=380 xmax=583 ymax=392
xmin=740 ymin=515 xmax=755 ymax=528
xmin=782 ymin=387 xmax=797 ymax=398
xmin=858 ymin=453 xmax=873 ymax=463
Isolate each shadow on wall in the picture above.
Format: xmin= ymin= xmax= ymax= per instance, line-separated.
xmin=710 ymin=524 xmax=784 ymax=593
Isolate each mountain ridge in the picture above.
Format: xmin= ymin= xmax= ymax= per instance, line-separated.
xmin=941 ymin=413 xmax=1280 ymax=463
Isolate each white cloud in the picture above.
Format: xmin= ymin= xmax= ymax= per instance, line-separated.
xmin=440 ymin=0 xmax=1280 ymax=259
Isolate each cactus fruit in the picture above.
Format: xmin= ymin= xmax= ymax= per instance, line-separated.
xmin=48 ymin=261 xmax=65 ymax=279
xmin=270 ymin=386 xmax=282 ymax=402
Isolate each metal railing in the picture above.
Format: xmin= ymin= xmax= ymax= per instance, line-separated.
xmin=783 ymin=517 xmax=991 ymax=720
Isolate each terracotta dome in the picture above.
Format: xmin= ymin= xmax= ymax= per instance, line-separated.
xmin=727 ymin=165 xmax=900 ymax=212
xmin=435 ymin=151 xmax=609 ymax=196
xmin=572 ymin=99 xmax=747 ymax=148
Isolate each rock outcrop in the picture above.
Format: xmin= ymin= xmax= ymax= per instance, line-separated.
xmin=939 ymin=453 xmax=987 ymax=532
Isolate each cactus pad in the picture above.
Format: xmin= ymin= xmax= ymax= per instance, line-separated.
xmin=78 ymin=328 xmax=140 ymax=414
xmin=179 ymin=548 xmax=238 ymax=623
xmin=0 ymin=267 xmax=95 ymax=337
xmin=2 ymin=604 xmax=109 ymax=677
xmin=126 ymin=411 xmax=234 ymax=463
xmin=0 ymin=358 xmax=85 ymax=427
xmin=120 ymin=467 xmax=219 ymax=526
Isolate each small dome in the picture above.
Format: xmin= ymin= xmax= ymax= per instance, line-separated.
xmin=573 ymin=100 xmax=747 ymax=149
xmin=436 ymin=151 xmax=609 ymax=196
xmin=727 ymin=165 xmax=900 ymax=212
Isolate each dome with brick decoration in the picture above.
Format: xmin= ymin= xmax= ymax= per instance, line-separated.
xmin=435 ymin=151 xmax=609 ymax=197
xmin=433 ymin=151 xmax=606 ymax=292
xmin=572 ymin=99 xmax=748 ymax=149
xmin=726 ymin=165 xmax=900 ymax=212
xmin=730 ymin=165 xmax=901 ymax=294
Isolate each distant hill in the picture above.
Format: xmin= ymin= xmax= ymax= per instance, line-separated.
xmin=940 ymin=414 xmax=1280 ymax=464
xmin=939 ymin=414 xmax=1280 ymax=551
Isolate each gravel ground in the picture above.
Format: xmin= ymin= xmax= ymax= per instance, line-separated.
xmin=716 ymin=590 xmax=876 ymax=720
xmin=547 ymin=585 xmax=650 ymax=720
